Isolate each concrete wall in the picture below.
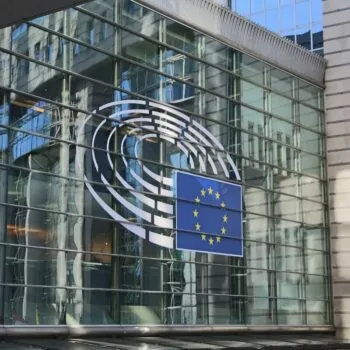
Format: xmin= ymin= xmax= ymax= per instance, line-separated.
xmin=324 ymin=0 xmax=350 ymax=341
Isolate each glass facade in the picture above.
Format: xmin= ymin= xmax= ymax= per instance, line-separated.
xmin=231 ymin=0 xmax=323 ymax=54
xmin=0 ymin=0 xmax=330 ymax=327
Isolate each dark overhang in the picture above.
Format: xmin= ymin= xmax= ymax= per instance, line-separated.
xmin=0 ymin=0 xmax=87 ymax=29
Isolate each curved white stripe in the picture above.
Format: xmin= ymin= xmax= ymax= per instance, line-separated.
xmin=91 ymin=119 xmax=106 ymax=172
xmin=120 ymin=134 xmax=159 ymax=194
xmin=151 ymin=111 xmax=187 ymax=129
xmin=123 ymin=117 xmax=152 ymax=124
xmin=154 ymin=119 xmax=184 ymax=134
xmin=101 ymin=173 xmax=152 ymax=222
xmin=149 ymin=231 xmax=173 ymax=249
xmin=226 ymin=153 xmax=241 ymax=181
xmin=99 ymin=100 xmax=146 ymax=110
xmin=84 ymin=177 xmax=146 ymax=239
xmin=157 ymin=127 xmax=178 ymax=139
xmin=149 ymin=101 xmax=191 ymax=122
xmin=188 ymin=125 xmax=213 ymax=148
xmin=217 ymin=152 xmax=229 ymax=178
xmin=133 ymin=131 xmax=172 ymax=186
xmin=108 ymin=109 xmax=150 ymax=121
xmin=105 ymin=128 xmax=157 ymax=211
xmin=192 ymin=120 xmax=225 ymax=151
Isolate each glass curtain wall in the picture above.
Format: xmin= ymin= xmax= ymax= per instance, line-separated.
xmin=0 ymin=0 xmax=329 ymax=326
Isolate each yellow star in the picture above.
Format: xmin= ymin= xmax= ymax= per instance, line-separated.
xmin=221 ymin=227 xmax=226 ymax=235
xmin=194 ymin=196 xmax=200 ymax=204
xmin=193 ymin=209 xmax=199 ymax=217
xmin=208 ymin=187 xmax=213 ymax=195
xmin=223 ymin=215 xmax=228 ymax=223
xmin=220 ymin=202 xmax=226 ymax=208
xmin=216 ymin=236 xmax=221 ymax=243
xmin=201 ymin=189 xmax=206 ymax=197
xmin=201 ymin=234 xmax=206 ymax=241
xmin=215 ymin=192 xmax=220 ymax=199
xmin=209 ymin=237 xmax=214 ymax=245
xmin=195 ymin=222 xmax=201 ymax=231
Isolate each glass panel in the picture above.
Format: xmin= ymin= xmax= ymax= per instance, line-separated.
xmin=266 ymin=9 xmax=279 ymax=32
xmin=277 ymin=299 xmax=303 ymax=324
xmin=302 ymin=200 xmax=324 ymax=226
xmin=300 ymin=129 xmax=322 ymax=155
xmin=313 ymin=29 xmax=323 ymax=50
xmin=251 ymin=0 xmax=264 ymax=13
xmin=247 ymin=271 xmax=273 ymax=324
xmin=306 ymin=300 xmax=329 ymax=325
xmin=270 ymin=69 xmax=294 ymax=98
xmin=273 ymin=174 xmax=299 ymax=196
xmin=238 ymin=54 xmax=264 ymax=85
xmin=121 ymin=0 xmax=159 ymax=39
xmin=300 ymin=176 xmax=324 ymax=203
xmin=241 ymin=81 xmax=264 ymax=110
xmin=304 ymin=227 xmax=326 ymax=251
xmin=236 ymin=1 xmax=250 ymax=15
xmin=299 ymin=104 xmax=322 ymax=130
xmin=295 ymin=1 xmax=310 ymax=26
xmin=296 ymin=30 xmax=311 ymax=50
xmin=251 ymin=13 xmax=266 ymax=27
xmin=300 ymin=153 xmax=323 ymax=178
xmin=280 ymin=6 xmax=294 ymax=31
xmin=299 ymin=82 xmax=322 ymax=109
xmin=274 ymin=194 xmax=301 ymax=223
xmin=271 ymin=93 xmax=293 ymax=121
xmin=305 ymin=250 xmax=327 ymax=275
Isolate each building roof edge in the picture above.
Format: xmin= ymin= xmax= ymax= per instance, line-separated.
xmin=136 ymin=0 xmax=327 ymax=87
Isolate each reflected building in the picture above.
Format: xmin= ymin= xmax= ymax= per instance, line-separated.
xmin=230 ymin=0 xmax=323 ymax=55
xmin=0 ymin=0 xmax=330 ymax=329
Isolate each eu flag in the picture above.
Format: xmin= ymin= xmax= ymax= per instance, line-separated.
xmin=175 ymin=171 xmax=243 ymax=257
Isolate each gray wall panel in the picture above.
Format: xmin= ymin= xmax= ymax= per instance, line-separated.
xmin=324 ymin=0 xmax=350 ymax=341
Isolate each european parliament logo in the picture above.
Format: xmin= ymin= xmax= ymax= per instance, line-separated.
xmin=176 ymin=171 xmax=243 ymax=257
xmin=77 ymin=99 xmax=243 ymax=253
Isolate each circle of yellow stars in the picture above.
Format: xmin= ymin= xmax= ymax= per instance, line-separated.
xmin=193 ymin=185 xmax=228 ymax=246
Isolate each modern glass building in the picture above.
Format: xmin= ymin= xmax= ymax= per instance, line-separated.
xmin=230 ymin=0 xmax=323 ymax=54
xmin=0 ymin=0 xmax=330 ymax=331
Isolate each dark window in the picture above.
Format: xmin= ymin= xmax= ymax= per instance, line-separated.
xmin=45 ymin=34 xmax=53 ymax=62
xmin=312 ymin=30 xmax=323 ymax=50
xmin=57 ymin=25 xmax=64 ymax=58
xmin=286 ymin=135 xmax=292 ymax=172
xmin=276 ymin=131 xmax=283 ymax=169
xmin=34 ymin=42 xmax=41 ymax=60
xmin=296 ymin=31 xmax=311 ymax=50
xmin=248 ymin=122 xmax=255 ymax=165
xmin=101 ymin=12 xmax=109 ymax=40
xmin=258 ymin=124 xmax=264 ymax=168
xmin=88 ymin=19 xmax=95 ymax=46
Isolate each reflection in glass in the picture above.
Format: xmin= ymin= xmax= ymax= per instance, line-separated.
xmin=231 ymin=0 xmax=323 ymax=53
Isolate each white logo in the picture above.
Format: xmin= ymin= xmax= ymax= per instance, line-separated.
xmin=75 ymin=100 xmax=241 ymax=249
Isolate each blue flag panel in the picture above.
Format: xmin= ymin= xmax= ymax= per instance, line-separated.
xmin=175 ymin=171 xmax=243 ymax=257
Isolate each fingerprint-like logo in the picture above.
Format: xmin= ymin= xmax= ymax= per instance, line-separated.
xmin=75 ymin=100 xmax=241 ymax=249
